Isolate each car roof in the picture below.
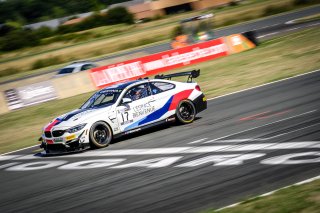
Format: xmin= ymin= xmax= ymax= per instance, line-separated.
xmin=99 ymin=79 xmax=176 ymax=92
xmin=99 ymin=80 xmax=141 ymax=92
xmin=63 ymin=62 xmax=94 ymax=68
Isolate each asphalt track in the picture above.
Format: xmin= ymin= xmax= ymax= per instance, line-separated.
xmin=1 ymin=69 xmax=320 ymax=212
xmin=1 ymin=5 xmax=319 ymax=85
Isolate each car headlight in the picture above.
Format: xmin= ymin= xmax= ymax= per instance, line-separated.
xmin=66 ymin=123 xmax=87 ymax=133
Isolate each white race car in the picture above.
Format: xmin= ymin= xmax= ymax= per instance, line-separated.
xmin=40 ymin=70 xmax=207 ymax=154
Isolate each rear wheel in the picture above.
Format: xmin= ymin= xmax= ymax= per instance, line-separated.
xmin=176 ymin=99 xmax=196 ymax=124
xmin=89 ymin=121 xmax=112 ymax=148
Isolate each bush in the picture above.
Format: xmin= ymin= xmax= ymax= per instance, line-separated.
xmin=0 ymin=24 xmax=17 ymax=37
xmin=0 ymin=68 xmax=20 ymax=78
xmin=152 ymin=15 xmax=164 ymax=21
xmin=56 ymin=10 xmax=133 ymax=35
xmin=293 ymin=0 xmax=320 ymax=5
xmin=77 ymin=13 xmax=106 ymax=30
xmin=31 ymin=57 xmax=62 ymax=69
xmin=105 ymin=7 xmax=134 ymax=25
xmin=34 ymin=26 xmax=54 ymax=38
xmin=171 ymin=25 xmax=183 ymax=39
xmin=229 ymin=0 xmax=240 ymax=6
xmin=263 ymin=5 xmax=292 ymax=16
xmin=0 ymin=29 xmax=40 ymax=51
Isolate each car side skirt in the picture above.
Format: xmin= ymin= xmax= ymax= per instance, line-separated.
xmin=114 ymin=115 xmax=176 ymax=139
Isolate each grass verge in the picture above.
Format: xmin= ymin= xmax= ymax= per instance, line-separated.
xmin=293 ymin=13 xmax=320 ymax=23
xmin=0 ymin=28 xmax=319 ymax=154
xmin=205 ymin=178 xmax=320 ymax=213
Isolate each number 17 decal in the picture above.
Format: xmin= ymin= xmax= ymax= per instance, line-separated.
xmin=120 ymin=112 xmax=133 ymax=125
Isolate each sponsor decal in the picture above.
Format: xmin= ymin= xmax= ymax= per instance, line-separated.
xmin=224 ymin=34 xmax=256 ymax=54
xmin=66 ymin=134 xmax=76 ymax=141
xmin=120 ymin=119 xmax=133 ymax=125
xmin=54 ymin=138 xmax=63 ymax=143
xmin=3 ymin=81 xmax=57 ymax=111
xmin=119 ymin=111 xmax=133 ymax=125
xmin=124 ymin=128 xmax=141 ymax=135
xmin=132 ymin=103 xmax=155 ymax=118
xmin=1 ymin=140 xmax=319 ymax=171
xmin=90 ymin=38 xmax=228 ymax=88
xmin=3 ymin=89 xmax=23 ymax=110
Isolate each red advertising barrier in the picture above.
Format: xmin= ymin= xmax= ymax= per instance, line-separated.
xmin=90 ymin=38 xmax=228 ymax=88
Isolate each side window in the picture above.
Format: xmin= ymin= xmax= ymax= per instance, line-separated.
xmin=124 ymin=84 xmax=151 ymax=101
xmin=81 ymin=64 xmax=94 ymax=71
xmin=150 ymin=82 xmax=175 ymax=95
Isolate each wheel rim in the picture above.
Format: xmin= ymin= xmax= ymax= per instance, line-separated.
xmin=93 ymin=125 xmax=110 ymax=145
xmin=179 ymin=102 xmax=195 ymax=121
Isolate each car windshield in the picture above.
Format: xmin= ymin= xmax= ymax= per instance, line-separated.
xmin=58 ymin=67 xmax=75 ymax=74
xmin=80 ymin=89 xmax=122 ymax=109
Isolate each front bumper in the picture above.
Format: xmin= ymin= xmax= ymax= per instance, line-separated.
xmin=40 ymin=130 xmax=90 ymax=154
xmin=40 ymin=139 xmax=90 ymax=154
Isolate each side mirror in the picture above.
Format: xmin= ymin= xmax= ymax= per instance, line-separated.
xmin=122 ymin=98 xmax=132 ymax=105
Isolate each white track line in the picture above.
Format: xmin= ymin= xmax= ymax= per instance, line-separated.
xmin=218 ymin=5 xmax=320 ymax=33
xmin=2 ymin=145 xmax=39 ymax=155
xmin=2 ymin=69 xmax=320 ymax=156
xmin=201 ymin=117 xmax=320 ymax=144
xmin=216 ymin=175 xmax=320 ymax=211
xmin=5 ymin=141 xmax=319 ymax=160
xmin=190 ymin=110 xmax=317 ymax=144
xmin=206 ymin=68 xmax=320 ymax=101
xmin=188 ymin=138 xmax=208 ymax=144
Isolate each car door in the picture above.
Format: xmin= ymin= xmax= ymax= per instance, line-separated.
xmin=149 ymin=81 xmax=177 ymax=122
xmin=116 ymin=83 xmax=156 ymax=132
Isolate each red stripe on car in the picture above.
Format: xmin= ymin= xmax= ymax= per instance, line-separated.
xmin=45 ymin=119 xmax=59 ymax=132
xmin=169 ymin=89 xmax=193 ymax=111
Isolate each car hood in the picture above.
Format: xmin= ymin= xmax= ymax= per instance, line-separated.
xmin=44 ymin=105 xmax=113 ymax=130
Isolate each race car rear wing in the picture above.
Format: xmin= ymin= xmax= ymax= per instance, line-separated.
xmin=155 ymin=69 xmax=200 ymax=83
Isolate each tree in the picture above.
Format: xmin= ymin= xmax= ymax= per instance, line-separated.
xmin=104 ymin=7 xmax=134 ymax=25
xmin=0 ymin=29 xmax=40 ymax=51
xmin=0 ymin=0 xmax=134 ymax=24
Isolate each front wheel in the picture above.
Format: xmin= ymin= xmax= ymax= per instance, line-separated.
xmin=89 ymin=121 xmax=112 ymax=148
xmin=176 ymin=99 xmax=196 ymax=124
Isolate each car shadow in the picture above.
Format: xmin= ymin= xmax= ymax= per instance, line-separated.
xmin=36 ymin=116 xmax=203 ymax=157
xmin=110 ymin=116 xmax=202 ymax=145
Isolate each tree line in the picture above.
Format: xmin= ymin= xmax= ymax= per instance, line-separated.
xmin=0 ymin=0 xmax=130 ymax=25
xmin=0 ymin=7 xmax=134 ymax=52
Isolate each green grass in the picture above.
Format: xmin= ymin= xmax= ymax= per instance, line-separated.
xmin=1 ymin=0 xmax=318 ymax=81
xmin=204 ymin=179 xmax=320 ymax=213
xmin=168 ymin=28 xmax=320 ymax=98
xmin=293 ymin=13 xmax=320 ymax=23
xmin=0 ymin=27 xmax=319 ymax=154
xmin=0 ymin=92 xmax=93 ymax=153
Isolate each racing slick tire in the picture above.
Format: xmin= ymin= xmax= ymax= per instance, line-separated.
xmin=176 ymin=99 xmax=196 ymax=124
xmin=89 ymin=121 xmax=112 ymax=148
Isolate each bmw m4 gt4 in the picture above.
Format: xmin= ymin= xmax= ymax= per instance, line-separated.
xmin=40 ymin=70 xmax=207 ymax=154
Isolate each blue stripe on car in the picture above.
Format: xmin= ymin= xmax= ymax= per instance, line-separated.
xmin=124 ymin=96 xmax=173 ymax=131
